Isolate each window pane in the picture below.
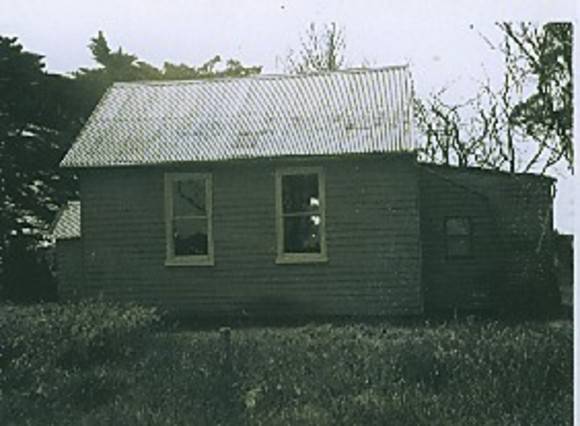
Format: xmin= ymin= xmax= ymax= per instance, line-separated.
xmin=173 ymin=218 xmax=208 ymax=256
xmin=173 ymin=179 xmax=206 ymax=217
xmin=446 ymin=218 xmax=470 ymax=236
xmin=282 ymin=174 xmax=319 ymax=213
xmin=447 ymin=237 xmax=471 ymax=257
xmin=283 ymin=215 xmax=321 ymax=253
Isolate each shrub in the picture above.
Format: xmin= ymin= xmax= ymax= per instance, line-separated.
xmin=0 ymin=240 xmax=57 ymax=303
xmin=1 ymin=300 xmax=162 ymax=369
xmin=0 ymin=300 xmax=162 ymax=422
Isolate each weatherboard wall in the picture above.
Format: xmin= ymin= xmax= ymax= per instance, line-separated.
xmin=419 ymin=168 xmax=500 ymax=310
xmin=78 ymin=154 xmax=422 ymax=317
xmin=419 ymin=164 xmax=555 ymax=311
xmin=55 ymin=239 xmax=84 ymax=301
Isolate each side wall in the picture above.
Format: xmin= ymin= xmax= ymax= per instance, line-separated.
xmin=79 ymin=155 xmax=422 ymax=317
xmin=419 ymin=165 xmax=555 ymax=311
xmin=55 ymin=239 xmax=84 ymax=301
xmin=419 ymin=169 xmax=500 ymax=310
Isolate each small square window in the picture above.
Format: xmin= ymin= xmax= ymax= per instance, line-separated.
xmin=445 ymin=217 xmax=472 ymax=258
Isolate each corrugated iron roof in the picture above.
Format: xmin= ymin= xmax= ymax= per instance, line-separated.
xmin=51 ymin=201 xmax=81 ymax=240
xmin=61 ymin=66 xmax=415 ymax=168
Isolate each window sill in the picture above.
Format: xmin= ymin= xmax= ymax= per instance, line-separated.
xmin=165 ymin=257 xmax=214 ymax=267
xmin=275 ymin=254 xmax=328 ymax=265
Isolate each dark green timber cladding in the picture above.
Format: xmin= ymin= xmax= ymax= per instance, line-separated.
xmin=79 ymin=155 xmax=422 ymax=317
xmin=55 ymin=239 xmax=84 ymax=301
xmin=419 ymin=165 xmax=554 ymax=311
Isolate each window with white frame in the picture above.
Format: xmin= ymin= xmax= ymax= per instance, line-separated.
xmin=165 ymin=173 xmax=213 ymax=265
xmin=275 ymin=167 xmax=326 ymax=263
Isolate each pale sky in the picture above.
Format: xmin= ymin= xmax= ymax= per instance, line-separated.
xmin=0 ymin=0 xmax=577 ymax=233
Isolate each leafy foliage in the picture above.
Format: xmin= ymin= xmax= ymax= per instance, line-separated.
xmin=74 ymin=31 xmax=262 ymax=115
xmin=0 ymin=32 xmax=261 ymax=301
xmin=416 ymin=22 xmax=573 ymax=174
xmin=0 ymin=32 xmax=261 ymax=246
xmin=162 ymin=56 xmax=262 ymax=80
xmin=0 ymin=240 xmax=56 ymax=302
xmin=0 ymin=300 xmax=161 ymax=370
xmin=501 ymin=22 xmax=573 ymax=171
xmin=0 ymin=37 xmax=80 ymax=265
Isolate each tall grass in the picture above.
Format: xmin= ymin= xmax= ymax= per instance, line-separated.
xmin=0 ymin=303 xmax=572 ymax=425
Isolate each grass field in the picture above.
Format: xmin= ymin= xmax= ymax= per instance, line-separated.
xmin=0 ymin=302 xmax=573 ymax=425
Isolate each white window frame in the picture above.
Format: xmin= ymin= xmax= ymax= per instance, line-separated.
xmin=165 ymin=172 xmax=214 ymax=266
xmin=275 ymin=166 xmax=327 ymax=264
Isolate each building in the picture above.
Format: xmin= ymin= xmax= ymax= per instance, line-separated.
xmin=53 ymin=66 xmax=557 ymax=317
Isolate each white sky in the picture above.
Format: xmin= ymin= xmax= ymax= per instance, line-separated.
xmin=0 ymin=0 xmax=577 ymax=233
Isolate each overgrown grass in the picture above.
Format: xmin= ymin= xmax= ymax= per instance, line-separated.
xmin=0 ymin=302 xmax=573 ymax=425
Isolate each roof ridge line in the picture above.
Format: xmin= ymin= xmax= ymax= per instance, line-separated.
xmin=112 ymin=64 xmax=410 ymax=88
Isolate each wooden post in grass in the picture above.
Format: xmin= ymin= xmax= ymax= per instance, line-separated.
xmin=220 ymin=326 xmax=232 ymax=376
xmin=219 ymin=326 xmax=235 ymax=419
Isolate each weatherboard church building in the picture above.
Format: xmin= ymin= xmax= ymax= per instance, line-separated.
xmin=52 ymin=66 xmax=556 ymax=317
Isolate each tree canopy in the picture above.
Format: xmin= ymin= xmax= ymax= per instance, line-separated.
xmin=0 ymin=37 xmax=79 ymax=247
xmin=0 ymin=32 xmax=261 ymax=300
xmin=502 ymin=22 xmax=573 ymax=171
xmin=282 ymin=22 xmax=346 ymax=73
xmin=1 ymin=31 xmax=263 ymax=247
xmin=75 ymin=32 xmax=262 ymax=114
xmin=416 ymin=22 xmax=573 ymax=174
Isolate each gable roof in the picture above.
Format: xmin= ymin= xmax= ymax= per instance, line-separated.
xmin=51 ymin=201 xmax=81 ymax=240
xmin=61 ymin=66 xmax=415 ymax=168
